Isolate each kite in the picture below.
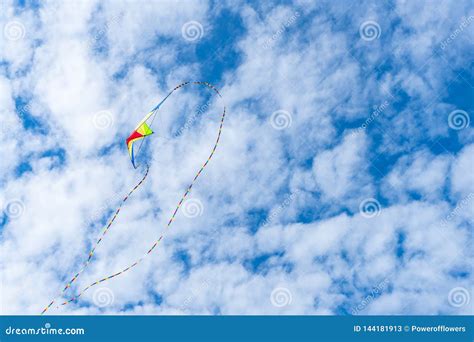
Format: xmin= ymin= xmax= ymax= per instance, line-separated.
xmin=41 ymin=82 xmax=225 ymax=314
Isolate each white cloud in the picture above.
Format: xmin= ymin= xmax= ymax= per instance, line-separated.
xmin=383 ymin=149 xmax=451 ymax=202
xmin=312 ymin=132 xmax=373 ymax=205
xmin=451 ymin=144 xmax=474 ymax=197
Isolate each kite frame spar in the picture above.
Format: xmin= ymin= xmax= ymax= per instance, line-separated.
xmin=41 ymin=81 xmax=225 ymax=314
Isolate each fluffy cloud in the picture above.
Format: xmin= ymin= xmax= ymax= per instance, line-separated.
xmin=313 ymin=132 xmax=373 ymax=205
xmin=383 ymin=149 xmax=451 ymax=202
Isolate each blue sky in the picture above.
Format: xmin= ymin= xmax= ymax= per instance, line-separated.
xmin=0 ymin=0 xmax=473 ymax=315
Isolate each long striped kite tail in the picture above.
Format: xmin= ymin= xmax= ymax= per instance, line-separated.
xmin=168 ymin=107 xmax=226 ymax=227
xmin=40 ymin=165 xmax=150 ymax=315
xmin=59 ymin=82 xmax=225 ymax=310
xmin=192 ymin=81 xmax=222 ymax=97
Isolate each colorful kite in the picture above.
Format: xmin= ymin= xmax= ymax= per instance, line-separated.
xmin=41 ymin=82 xmax=225 ymax=314
xmin=126 ymin=122 xmax=153 ymax=169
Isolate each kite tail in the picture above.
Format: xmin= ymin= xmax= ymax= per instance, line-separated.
xmin=60 ymin=106 xmax=226 ymax=307
xmin=40 ymin=165 xmax=150 ymax=315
